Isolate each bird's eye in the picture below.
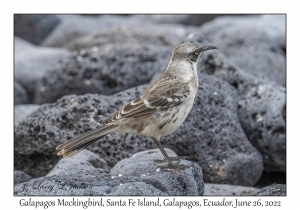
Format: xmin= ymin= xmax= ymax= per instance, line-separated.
xmin=194 ymin=48 xmax=200 ymax=55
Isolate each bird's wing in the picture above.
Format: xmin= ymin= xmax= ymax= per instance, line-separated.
xmin=102 ymin=76 xmax=191 ymax=125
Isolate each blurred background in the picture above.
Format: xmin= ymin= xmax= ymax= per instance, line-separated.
xmin=14 ymin=14 xmax=286 ymax=194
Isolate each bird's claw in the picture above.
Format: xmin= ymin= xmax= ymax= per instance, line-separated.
xmin=154 ymin=156 xmax=190 ymax=163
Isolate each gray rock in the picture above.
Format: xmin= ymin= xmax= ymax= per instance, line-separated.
xmin=42 ymin=15 xmax=198 ymax=48
xmin=42 ymin=15 xmax=109 ymax=47
xmin=110 ymin=158 xmax=204 ymax=196
xmin=14 ymin=170 xmax=32 ymax=185
xmin=47 ymin=150 xmax=109 ymax=176
xmin=111 ymin=182 xmax=167 ymax=196
xmin=201 ymin=14 xmax=286 ymax=86
xmin=133 ymin=14 xmax=222 ymax=26
xmin=14 ymin=104 xmax=40 ymax=126
xmin=204 ymin=183 xmax=258 ymax=196
xmin=251 ymin=184 xmax=286 ymax=196
xmin=201 ymin=15 xmax=285 ymax=48
xmin=15 ymin=74 xmax=263 ymax=186
xmin=14 ymin=14 xmax=60 ymax=45
xmin=196 ymin=49 xmax=286 ymax=172
xmin=65 ymin=27 xmax=178 ymax=51
xmin=14 ymin=169 xmax=118 ymax=196
xmin=33 ymin=43 xmax=171 ymax=104
xmin=14 ymin=154 xmax=204 ymax=196
xmin=14 ymin=82 xmax=29 ymax=105
xmin=14 ymin=37 xmax=72 ymax=102
xmin=222 ymin=46 xmax=285 ymax=87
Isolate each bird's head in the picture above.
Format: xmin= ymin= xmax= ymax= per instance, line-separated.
xmin=172 ymin=42 xmax=217 ymax=63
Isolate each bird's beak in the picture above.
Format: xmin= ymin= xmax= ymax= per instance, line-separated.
xmin=201 ymin=46 xmax=218 ymax=52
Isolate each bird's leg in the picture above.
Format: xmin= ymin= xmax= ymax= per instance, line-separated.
xmin=152 ymin=137 xmax=174 ymax=166
xmin=117 ymin=133 xmax=128 ymax=151
xmin=152 ymin=137 xmax=190 ymax=171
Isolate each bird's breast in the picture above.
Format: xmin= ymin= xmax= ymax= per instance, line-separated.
xmin=146 ymin=87 xmax=197 ymax=137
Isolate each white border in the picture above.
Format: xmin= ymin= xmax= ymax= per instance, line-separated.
xmin=3 ymin=0 xmax=298 ymax=209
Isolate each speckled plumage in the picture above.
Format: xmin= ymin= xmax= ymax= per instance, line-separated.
xmin=56 ymin=42 xmax=217 ymax=169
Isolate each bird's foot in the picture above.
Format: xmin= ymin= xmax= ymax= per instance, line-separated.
xmin=155 ymin=163 xmax=190 ymax=172
xmin=154 ymin=156 xmax=190 ymax=164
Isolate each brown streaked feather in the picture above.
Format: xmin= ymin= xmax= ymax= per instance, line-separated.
xmin=61 ymin=138 xmax=99 ymax=157
xmin=143 ymin=72 xmax=167 ymax=94
xmin=102 ymin=75 xmax=191 ymax=125
xmin=56 ymin=125 xmax=117 ymax=157
xmin=56 ymin=127 xmax=110 ymax=150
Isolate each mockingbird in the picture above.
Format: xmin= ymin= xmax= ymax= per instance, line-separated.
xmin=57 ymin=42 xmax=217 ymax=170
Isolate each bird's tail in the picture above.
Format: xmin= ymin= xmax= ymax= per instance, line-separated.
xmin=56 ymin=125 xmax=118 ymax=157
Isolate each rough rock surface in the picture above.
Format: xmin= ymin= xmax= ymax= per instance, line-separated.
xmin=201 ymin=15 xmax=286 ymax=86
xmin=204 ymin=183 xmax=258 ymax=196
xmin=14 ymin=14 xmax=60 ymax=45
xmin=14 ymin=150 xmax=204 ymax=196
xmin=14 ymin=104 xmax=40 ymax=126
xmin=15 ymin=74 xmax=263 ymax=186
xmin=33 ymin=43 xmax=171 ymax=104
xmin=14 ymin=82 xmax=29 ymax=105
xmin=110 ymin=182 xmax=167 ymax=196
xmin=14 ymin=37 xmax=72 ymax=102
xmin=110 ymin=158 xmax=204 ymax=196
xmin=251 ymin=184 xmax=286 ymax=196
xmin=14 ymin=170 xmax=33 ymax=185
xmin=47 ymin=150 xmax=109 ymax=176
xmin=195 ymin=48 xmax=286 ymax=172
